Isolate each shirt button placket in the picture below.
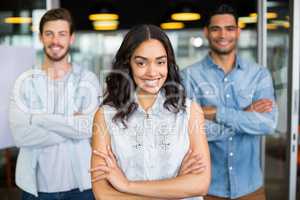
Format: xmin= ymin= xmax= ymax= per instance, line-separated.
xmin=224 ymin=77 xmax=231 ymax=105
xmin=228 ymin=136 xmax=235 ymax=197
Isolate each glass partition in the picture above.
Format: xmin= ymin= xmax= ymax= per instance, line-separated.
xmin=265 ymin=0 xmax=290 ymax=199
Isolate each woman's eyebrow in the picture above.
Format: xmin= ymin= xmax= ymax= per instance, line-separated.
xmin=156 ymin=55 xmax=167 ymax=60
xmin=133 ymin=56 xmax=147 ymax=60
xmin=133 ymin=55 xmax=167 ymax=60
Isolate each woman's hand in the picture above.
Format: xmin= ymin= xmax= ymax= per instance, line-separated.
xmin=178 ymin=149 xmax=207 ymax=176
xmin=90 ymin=145 xmax=130 ymax=193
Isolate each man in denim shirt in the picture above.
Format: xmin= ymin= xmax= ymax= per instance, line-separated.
xmin=181 ymin=4 xmax=277 ymax=200
xmin=9 ymin=8 xmax=99 ymax=199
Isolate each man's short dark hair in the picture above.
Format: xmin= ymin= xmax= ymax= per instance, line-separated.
xmin=205 ymin=4 xmax=238 ymax=27
xmin=39 ymin=8 xmax=74 ymax=34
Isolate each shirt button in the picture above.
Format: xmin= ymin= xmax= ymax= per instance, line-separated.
xmin=226 ymin=94 xmax=230 ymax=98
xmin=229 ymin=166 xmax=233 ymax=171
xmin=224 ymin=78 xmax=228 ymax=82
xmin=229 ymin=137 xmax=233 ymax=141
xmin=229 ymin=152 xmax=234 ymax=156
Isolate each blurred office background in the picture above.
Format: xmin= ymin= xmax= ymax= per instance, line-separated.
xmin=0 ymin=0 xmax=299 ymax=199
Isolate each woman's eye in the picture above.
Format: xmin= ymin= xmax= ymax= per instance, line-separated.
xmin=137 ymin=62 xmax=145 ymax=66
xmin=158 ymin=61 xmax=166 ymax=65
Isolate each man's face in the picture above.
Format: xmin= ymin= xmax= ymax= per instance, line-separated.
xmin=39 ymin=20 xmax=74 ymax=62
xmin=205 ymin=14 xmax=240 ymax=55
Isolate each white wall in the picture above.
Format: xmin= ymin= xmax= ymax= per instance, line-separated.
xmin=0 ymin=46 xmax=34 ymax=149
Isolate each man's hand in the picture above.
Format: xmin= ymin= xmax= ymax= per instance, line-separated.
xmin=178 ymin=149 xmax=206 ymax=176
xmin=244 ymin=99 xmax=273 ymax=113
xmin=202 ymin=106 xmax=217 ymax=121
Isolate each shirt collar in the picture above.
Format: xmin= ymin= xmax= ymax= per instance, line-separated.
xmin=134 ymin=91 xmax=165 ymax=115
xmin=204 ymin=53 xmax=245 ymax=70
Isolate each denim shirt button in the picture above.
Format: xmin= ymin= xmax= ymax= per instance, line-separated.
xmin=229 ymin=137 xmax=233 ymax=141
xmin=229 ymin=152 xmax=234 ymax=156
xmin=229 ymin=166 xmax=233 ymax=171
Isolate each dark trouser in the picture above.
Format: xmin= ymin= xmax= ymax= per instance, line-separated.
xmin=204 ymin=187 xmax=266 ymax=200
xmin=21 ymin=189 xmax=95 ymax=200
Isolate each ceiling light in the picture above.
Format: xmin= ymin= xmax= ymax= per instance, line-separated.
xmin=271 ymin=20 xmax=290 ymax=28
xmin=238 ymin=21 xmax=246 ymax=29
xmin=267 ymin=12 xmax=278 ymax=19
xmin=249 ymin=13 xmax=257 ymax=18
xmin=160 ymin=22 xmax=184 ymax=30
xmin=283 ymin=23 xmax=290 ymax=29
xmin=171 ymin=12 xmax=200 ymax=21
xmin=238 ymin=16 xmax=257 ymax=24
xmin=93 ymin=20 xmax=118 ymax=31
xmin=249 ymin=12 xmax=278 ymax=19
xmin=4 ymin=17 xmax=32 ymax=24
xmin=94 ymin=25 xmax=118 ymax=31
xmin=267 ymin=23 xmax=278 ymax=30
xmin=89 ymin=13 xmax=119 ymax=21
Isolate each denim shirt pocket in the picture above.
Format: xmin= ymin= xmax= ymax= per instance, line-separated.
xmin=236 ymin=89 xmax=254 ymax=109
xmin=196 ymin=83 xmax=218 ymax=105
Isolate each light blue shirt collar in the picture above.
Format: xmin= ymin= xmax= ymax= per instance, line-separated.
xmin=204 ymin=53 xmax=245 ymax=71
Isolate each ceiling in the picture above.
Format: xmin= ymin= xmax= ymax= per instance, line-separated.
xmin=0 ymin=0 xmax=290 ymax=31
xmin=61 ymin=0 xmax=257 ymax=30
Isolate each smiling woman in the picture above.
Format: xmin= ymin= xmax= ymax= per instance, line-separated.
xmin=130 ymin=39 xmax=168 ymax=102
xmin=91 ymin=24 xmax=211 ymax=200
xmin=100 ymin=24 xmax=188 ymax=125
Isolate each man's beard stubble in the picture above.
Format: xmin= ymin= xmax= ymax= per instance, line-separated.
xmin=44 ymin=46 xmax=70 ymax=62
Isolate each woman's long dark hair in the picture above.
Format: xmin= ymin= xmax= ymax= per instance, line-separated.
xmin=102 ymin=24 xmax=186 ymax=126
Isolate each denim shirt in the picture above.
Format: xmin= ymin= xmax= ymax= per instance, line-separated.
xmin=9 ymin=64 xmax=100 ymax=196
xmin=181 ymin=54 xmax=277 ymax=198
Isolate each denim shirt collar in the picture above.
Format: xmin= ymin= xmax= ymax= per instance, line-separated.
xmin=204 ymin=53 xmax=245 ymax=71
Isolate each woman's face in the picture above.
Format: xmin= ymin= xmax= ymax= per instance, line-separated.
xmin=130 ymin=39 xmax=168 ymax=95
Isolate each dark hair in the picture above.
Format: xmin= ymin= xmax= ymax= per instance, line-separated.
xmin=39 ymin=8 xmax=74 ymax=34
xmin=206 ymin=3 xmax=238 ymax=27
xmin=102 ymin=24 xmax=186 ymax=126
